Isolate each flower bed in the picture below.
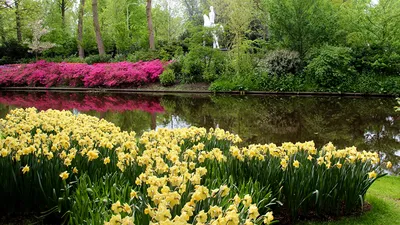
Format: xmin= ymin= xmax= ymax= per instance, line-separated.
xmin=0 ymin=60 xmax=165 ymax=88
xmin=0 ymin=108 xmax=391 ymax=224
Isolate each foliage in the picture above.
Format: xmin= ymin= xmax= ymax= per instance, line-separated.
xmin=260 ymin=49 xmax=301 ymax=76
xmin=351 ymin=44 xmax=400 ymax=76
xmin=1 ymin=0 xmax=400 ymax=93
xmin=301 ymin=176 xmax=400 ymax=225
xmin=305 ymin=46 xmax=355 ymax=91
xmin=85 ymin=54 xmax=112 ymax=65
xmin=127 ymin=50 xmax=160 ymax=62
xmin=181 ymin=45 xmax=227 ymax=83
xmin=0 ymin=60 xmax=165 ymax=88
xmin=259 ymin=73 xmax=306 ymax=91
xmin=267 ymin=0 xmax=339 ymax=58
xmin=69 ymin=173 xmax=133 ymax=225
xmin=27 ymin=20 xmax=56 ymax=58
xmin=159 ymin=68 xmax=176 ymax=86
xmin=350 ymin=74 xmax=400 ymax=94
xmin=0 ymin=40 xmax=31 ymax=65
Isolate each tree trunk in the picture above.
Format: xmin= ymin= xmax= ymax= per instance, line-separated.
xmin=77 ymin=0 xmax=85 ymax=59
xmin=92 ymin=0 xmax=105 ymax=55
xmin=146 ymin=0 xmax=155 ymax=50
xmin=61 ymin=0 xmax=66 ymax=28
xmin=15 ymin=0 xmax=22 ymax=43
xmin=0 ymin=15 xmax=6 ymax=43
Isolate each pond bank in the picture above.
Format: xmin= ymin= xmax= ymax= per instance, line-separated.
xmin=0 ymin=85 xmax=397 ymax=97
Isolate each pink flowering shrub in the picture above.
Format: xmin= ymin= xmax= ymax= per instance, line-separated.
xmin=0 ymin=60 xmax=166 ymax=88
xmin=0 ymin=92 xmax=165 ymax=113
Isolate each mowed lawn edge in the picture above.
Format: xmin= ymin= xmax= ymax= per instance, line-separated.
xmin=300 ymin=176 xmax=400 ymax=225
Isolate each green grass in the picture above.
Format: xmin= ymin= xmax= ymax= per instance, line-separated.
xmin=300 ymin=176 xmax=400 ymax=225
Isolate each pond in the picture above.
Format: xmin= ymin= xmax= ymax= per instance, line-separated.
xmin=0 ymin=91 xmax=399 ymax=174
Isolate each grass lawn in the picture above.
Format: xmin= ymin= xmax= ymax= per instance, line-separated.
xmin=299 ymin=176 xmax=400 ymax=225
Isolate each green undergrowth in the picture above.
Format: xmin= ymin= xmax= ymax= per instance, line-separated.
xmin=300 ymin=176 xmax=400 ymax=225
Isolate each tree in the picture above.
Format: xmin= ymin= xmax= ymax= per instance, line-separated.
xmin=146 ymin=0 xmax=155 ymax=50
xmin=58 ymin=0 xmax=71 ymax=29
xmin=340 ymin=0 xmax=400 ymax=47
xmin=92 ymin=0 xmax=105 ymax=55
xmin=267 ymin=0 xmax=339 ymax=58
xmin=27 ymin=20 xmax=56 ymax=59
xmin=77 ymin=0 xmax=85 ymax=58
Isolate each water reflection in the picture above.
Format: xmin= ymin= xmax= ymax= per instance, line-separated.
xmin=0 ymin=91 xmax=399 ymax=174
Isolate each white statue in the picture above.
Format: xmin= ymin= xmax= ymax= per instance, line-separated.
xmin=203 ymin=6 xmax=221 ymax=49
xmin=209 ymin=6 xmax=215 ymax=26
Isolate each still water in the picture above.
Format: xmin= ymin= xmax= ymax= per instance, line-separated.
xmin=0 ymin=91 xmax=399 ymax=174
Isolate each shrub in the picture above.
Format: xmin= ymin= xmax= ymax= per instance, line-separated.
xmin=127 ymin=51 xmax=160 ymax=62
xmin=85 ymin=54 xmax=112 ymax=65
xmin=209 ymin=74 xmax=263 ymax=92
xmin=0 ymin=40 xmax=31 ymax=64
xmin=181 ymin=46 xmax=227 ymax=83
xmin=259 ymin=49 xmax=301 ymax=76
xmin=209 ymin=79 xmax=238 ymax=92
xmin=351 ymin=44 xmax=400 ymax=76
xmin=159 ymin=68 xmax=176 ymax=86
xmin=259 ymin=73 xmax=306 ymax=92
xmin=305 ymin=45 xmax=355 ymax=91
xmin=168 ymin=58 xmax=183 ymax=78
xmin=0 ymin=60 xmax=165 ymax=88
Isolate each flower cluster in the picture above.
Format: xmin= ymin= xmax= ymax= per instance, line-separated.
xmin=0 ymin=108 xmax=389 ymax=224
xmin=0 ymin=60 xmax=165 ymax=88
xmin=231 ymin=141 xmax=381 ymax=171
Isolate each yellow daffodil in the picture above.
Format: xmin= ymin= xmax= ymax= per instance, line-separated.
xmin=248 ymin=204 xmax=259 ymax=220
xmin=130 ymin=190 xmax=137 ymax=199
xmin=293 ymin=160 xmax=300 ymax=168
xmin=59 ymin=171 xmax=69 ymax=180
xmin=368 ymin=171 xmax=377 ymax=179
xmin=196 ymin=210 xmax=207 ymax=223
xmin=22 ymin=165 xmax=30 ymax=174
xmin=220 ymin=185 xmax=230 ymax=197
xmin=111 ymin=201 xmax=122 ymax=214
xmin=123 ymin=203 xmax=132 ymax=214
xmin=243 ymin=194 xmax=252 ymax=207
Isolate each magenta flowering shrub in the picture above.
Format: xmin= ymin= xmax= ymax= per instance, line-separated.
xmin=0 ymin=92 xmax=165 ymax=113
xmin=0 ymin=60 xmax=166 ymax=88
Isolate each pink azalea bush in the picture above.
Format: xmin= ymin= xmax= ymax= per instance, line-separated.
xmin=0 ymin=92 xmax=165 ymax=113
xmin=0 ymin=60 xmax=166 ymax=88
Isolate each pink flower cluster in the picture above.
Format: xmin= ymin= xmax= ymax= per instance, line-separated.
xmin=0 ymin=60 xmax=166 ymax=88
xmin=0 ymin=92 xmax=165 ymax=113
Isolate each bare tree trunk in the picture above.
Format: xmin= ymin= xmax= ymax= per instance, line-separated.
xmin=0 ymin=15 xmax=6 ymax=43
xmin=92 ymin=0 xmax=105 ymax=55
xmin=146 ymin=0 xmax=155 ymax=50
xmin=61 ymin=0 xmax=66 ymax=28
xmin=77 ymin=0 xmax=85 ymax=59
xmin=15 ymin=0 xmax=22 ymax=43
